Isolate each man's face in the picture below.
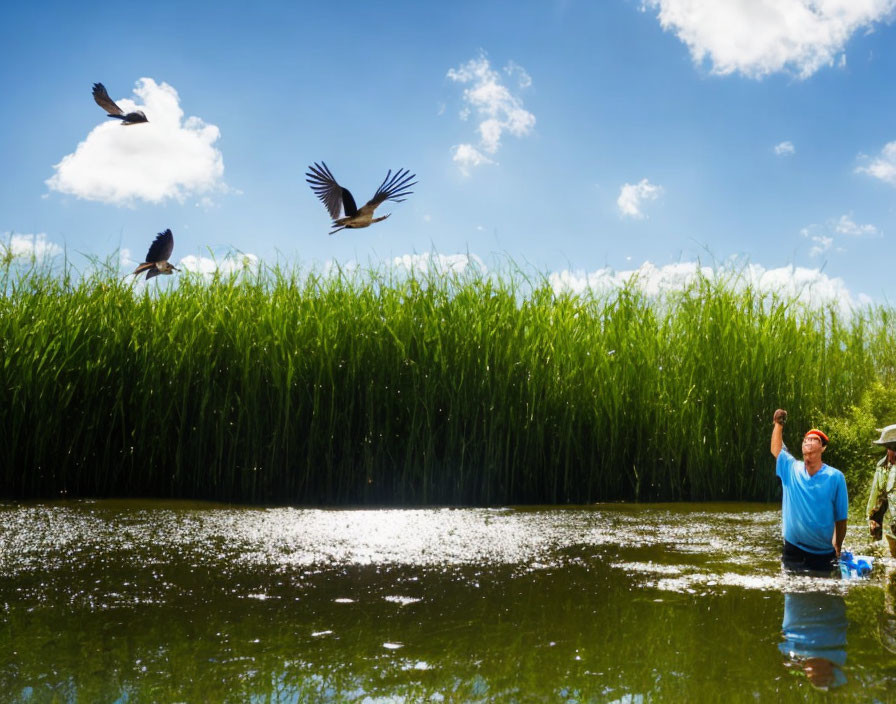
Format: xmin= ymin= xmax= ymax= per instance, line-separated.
xmin=802 ymin=434 xmax=825 ymax=459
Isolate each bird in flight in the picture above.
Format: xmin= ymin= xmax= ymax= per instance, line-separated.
xmin=92 ymin=83 xmax=148 ymax=125
xmin=306 ymin=162 xmax=417 ymax=235
xmin=132 ymin=229 xmax=179 ymax=280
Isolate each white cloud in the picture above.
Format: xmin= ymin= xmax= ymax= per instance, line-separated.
xmin=392 ymin=253 xmax=485 ymax=276
xmin=833 ymin=214 xmax=879 ymax=236
xmin=313 ymin=253 xmax=872 ymax=314
xmin=452 ymin=144 xmax=494 ymax=176
xmin=801 ymin=213 xmax=880 ymax=257
xmin=774 ymin=140 xmax=796 ymax=156
xmin=504 ymin=61 xmax=533 ymax=88
xmin=857 ymin=140 xmax=896 ymax=185
xmin=322 ymin=260 xmax=362 ymax=280
xmin=1 ymin=232 xmax=63 ymax=259
xmin=642 ymin=0 xmax=896 ymax=79
xmin=808 ymin=234 xmax=834 ymax=257
xmin=179 ymin=252 xmax=259 ymax=276
xmin=447 ymin=53 xmax=535 ymax=173
xmin=550 ymin=261 xmax=871 ymax=314
xmin=617 ymin=179 xmax=664 ymax=219
xmin=47 ymin=78 xmax=226 ymax=205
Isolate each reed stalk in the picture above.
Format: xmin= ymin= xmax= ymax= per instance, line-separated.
xmin=1 ymin=258 xmax=892 ymax=503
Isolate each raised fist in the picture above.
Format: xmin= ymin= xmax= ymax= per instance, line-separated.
xmin=774 ymin=409 xmax=787 ymax=425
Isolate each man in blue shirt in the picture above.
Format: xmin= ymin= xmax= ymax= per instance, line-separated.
xmin=770 ymin=408 xmax=849 ymax=572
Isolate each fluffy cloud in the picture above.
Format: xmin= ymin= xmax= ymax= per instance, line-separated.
xmin=452 ymin=144 xmax=494 ymax=173
xmin=1 ymin=232 xmax=63 ymax=259
xmin=807 ymin=234 xmax=834 ymax=257
xmin=834 ymin=214 xmax=879 ymax=237
xmin=617 ymin=179 xmax=664 ymax=219
xmin=392 ymin=253 xmax=485 ymax=275
xmin=550 ymin=261 xmax=871 ymax=314
xmin=801 ymin=213 xmax=880 ymax=257
xmin=642 ymin=0 xmax=896 ymax=79
xmin=47 ymin=78 xmax=226 ymax=205
xmin=179 ymin=252 xmax=260 ymax=276
xmin=774 ymin=141 xmax=796 ymax=156
xmin=857 ymin=140 xmax=896 ymax=185
xmin=447 ymin=54 xmax=535 ymax=174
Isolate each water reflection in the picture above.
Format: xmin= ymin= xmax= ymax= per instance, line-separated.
xmin=3 ymin=501 xmax=895 ymax=701
xmin=779 ymin=592 xmax=848 ymax=690
xmin=882 ymin=568 xmax=896 ymax=655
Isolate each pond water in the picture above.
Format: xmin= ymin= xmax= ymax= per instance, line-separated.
xmin=1 ymin=501 xmax=894 ymax=703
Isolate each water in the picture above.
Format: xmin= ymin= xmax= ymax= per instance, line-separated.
xmin=1 ymin=501 xmax=894 ymax=703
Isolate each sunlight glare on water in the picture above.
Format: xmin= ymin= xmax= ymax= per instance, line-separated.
xmin=2 ymin=501 xmax=894 ymax=702
xmin=0 ymin=502 xmax=885 ymax=595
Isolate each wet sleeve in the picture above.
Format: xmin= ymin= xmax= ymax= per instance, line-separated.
xmin=834 ymin=473 xmax=848 ymax=522
xmin=776 ymin=449 xmax=794 ymax=485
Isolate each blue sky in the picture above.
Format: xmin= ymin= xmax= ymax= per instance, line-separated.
xmin=3 ymin=0 xmax=896 ymax=305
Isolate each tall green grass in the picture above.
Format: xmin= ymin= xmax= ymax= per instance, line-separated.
xmin=1 ymin=257 xmax=893 ymax=503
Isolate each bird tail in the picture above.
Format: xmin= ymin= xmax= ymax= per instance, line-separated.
xmin=132 ymin=262 xmax=154 ymax=276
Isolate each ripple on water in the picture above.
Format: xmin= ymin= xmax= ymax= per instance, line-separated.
xmin=0 ymin=501 xmax=887 ymax=596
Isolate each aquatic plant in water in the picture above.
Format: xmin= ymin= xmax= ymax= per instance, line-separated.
xmin=1 ymin=257 xmax=893 ymax=504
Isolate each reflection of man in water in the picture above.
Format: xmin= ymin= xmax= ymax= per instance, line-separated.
xmin=779 ymin=592 xmax=848 ymax=690
xmin=770 ymin=409 xmax=848 ymax=573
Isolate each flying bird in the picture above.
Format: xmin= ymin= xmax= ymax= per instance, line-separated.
xmin=306 ymin=162 xmax=417 ymax=235
xmin=132 ymin=229 xmax=179 ymax=280
xmin=92 ymin=82 xmax=148 ymax=125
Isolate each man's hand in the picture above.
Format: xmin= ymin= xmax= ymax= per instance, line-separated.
xmin=771 ymin=409 xmax=786 ymax=458
xmin=833 ymin=519 xmax=847 ymax=558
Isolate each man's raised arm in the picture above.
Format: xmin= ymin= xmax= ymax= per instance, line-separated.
xmin=771 ymin=408 xmax=787 ymax=459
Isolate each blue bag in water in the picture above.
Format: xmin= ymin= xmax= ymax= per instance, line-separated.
xmin=839 ymin=550 xmax=873 ymax=579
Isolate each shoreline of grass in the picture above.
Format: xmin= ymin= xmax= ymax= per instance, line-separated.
xmin=2 ymin=259 xmax=894 ymax=504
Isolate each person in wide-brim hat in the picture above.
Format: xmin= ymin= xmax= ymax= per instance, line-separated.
xmin=867 ymin=424 xmax=896 ymax=557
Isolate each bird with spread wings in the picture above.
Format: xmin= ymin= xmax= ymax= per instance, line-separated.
xmin=92 ymin=83 xmax=148 ymax=125
xmin=132 ymin=229 xmax=180 ymax=280
xmin=306 ymin=162 xmax=417 ymax=235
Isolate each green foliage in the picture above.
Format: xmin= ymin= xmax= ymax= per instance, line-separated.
xmin=814 ymin=381 xmax=896 ymax=503
xmin=1 ymin=258 xmax=894 ymax=503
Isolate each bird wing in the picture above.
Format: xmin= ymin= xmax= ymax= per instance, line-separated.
xmin=306 ymin=162 xmax=358 ymax=219
xmin=365 ymin=168 xmax=417 ymax=210
xmin=92 ymin=83 xmax=124 ymax=116
xmin=145 ymin=229 xmax=174 ymax=263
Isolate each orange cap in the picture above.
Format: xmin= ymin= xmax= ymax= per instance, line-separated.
xmin=804 ymin=429 xmax=829 ymax=446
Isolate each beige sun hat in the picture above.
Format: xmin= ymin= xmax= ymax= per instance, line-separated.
xmin=873 ymin=424 xmax=896 ymax=445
